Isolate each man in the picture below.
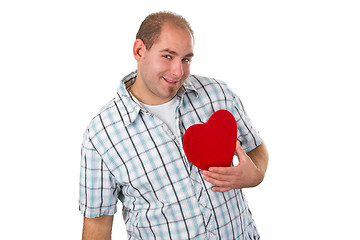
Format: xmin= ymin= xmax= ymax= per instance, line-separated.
xmin=80 ymin=11 xmax=269 ymax=240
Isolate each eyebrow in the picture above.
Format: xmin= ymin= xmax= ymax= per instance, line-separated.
xmin=160 ymin=48 xmax=194 ymax=58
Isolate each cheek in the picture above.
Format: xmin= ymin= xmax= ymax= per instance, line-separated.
xmin=148 ymin=61 xmax=170 ymax=76
xmin=183 ymin=63 xmax=191 ymax=75
xmin=158 ymin=59 xmax=172 ymax=71
xmin=143 ymin=56 xmax=167 ymax=71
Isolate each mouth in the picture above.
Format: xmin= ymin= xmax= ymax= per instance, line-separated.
xmin=162 ymin=76 xmax=180 ymax=85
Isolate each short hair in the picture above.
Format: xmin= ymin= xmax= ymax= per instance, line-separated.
xmin=136 ymin=11 xmax=194 ymax=50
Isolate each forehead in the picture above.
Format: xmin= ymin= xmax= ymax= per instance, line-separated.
xmin=152 ymin=24 xmax=194 ymax=54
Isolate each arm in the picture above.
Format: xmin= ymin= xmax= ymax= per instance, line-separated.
xmin=247 ymin=141 xmax=269 ymax=178
xmin=202 ymin=141 xmax=269 ymax=192
xmin=82 ymin=215 xmax=114 ymax=240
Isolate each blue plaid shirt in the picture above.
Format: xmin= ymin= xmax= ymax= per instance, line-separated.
xmin=79 ymin=71 xmax=262 ymax=240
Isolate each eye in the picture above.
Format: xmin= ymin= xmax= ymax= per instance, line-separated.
xmin=163 ymin=55 xmax=172 ymax=59
xmin=182 ymin=58 xmax=191 ymax=63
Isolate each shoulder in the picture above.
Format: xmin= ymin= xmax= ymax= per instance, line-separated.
xmin=83 ymin=98 xmax=115 ymax=138
xmin=83 ymin=95 xmax=128 ymax=144
xmin=186 ymin=74 xmax=235 ymax=99
xmin=187 ymin=74 xmax=225 ymax=87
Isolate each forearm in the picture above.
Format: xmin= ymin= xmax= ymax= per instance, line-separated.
xmin=82 ymin=215 xmax=114 ymax=240
xmin=247 ymin=142 xmax=269 ymax=181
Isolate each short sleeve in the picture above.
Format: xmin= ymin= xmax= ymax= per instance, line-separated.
xmin=79 ymin=129 xmax=120 ymax=218
xmin=231 ymin=93 xmax=262 ymax=153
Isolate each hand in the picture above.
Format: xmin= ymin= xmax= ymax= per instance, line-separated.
xmin=202 ymin=141 xmax=265 ymax=192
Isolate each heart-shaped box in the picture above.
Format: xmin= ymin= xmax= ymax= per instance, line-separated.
xmin=183 ymin=110 xmax=237 ymax=170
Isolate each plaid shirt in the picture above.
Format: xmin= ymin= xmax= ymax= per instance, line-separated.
xmin=79 ymin=71 xmax=262 ymax=240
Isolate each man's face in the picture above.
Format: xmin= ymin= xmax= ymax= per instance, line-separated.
xmin=133 ymin=24 xmax=194 ymax=105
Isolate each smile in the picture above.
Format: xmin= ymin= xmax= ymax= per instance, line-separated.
xmin=162 ymin=77 xmax=179 ymax=84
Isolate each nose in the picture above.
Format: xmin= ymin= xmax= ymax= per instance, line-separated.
xmin=171 ymin=60 xmax=184 ymax=78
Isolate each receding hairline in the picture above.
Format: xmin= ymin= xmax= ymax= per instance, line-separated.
xmin=136 ymin=11 xmax=194 ymax=49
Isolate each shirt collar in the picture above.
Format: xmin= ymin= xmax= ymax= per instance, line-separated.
xmin=116 ymin=71 xmax=198 ymax=126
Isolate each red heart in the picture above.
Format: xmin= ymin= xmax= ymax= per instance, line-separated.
xmin=183 ymin=109 xmax=237 ymax=170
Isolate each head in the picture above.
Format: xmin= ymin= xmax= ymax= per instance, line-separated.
xmin=136 ymin=11 xmax=194 ymax=50
xmin=130 ymin=12 xmax=195 ymax=105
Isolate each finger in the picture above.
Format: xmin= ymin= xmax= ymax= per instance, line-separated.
xmin=235 ymin=141 xmax=248 ymax=161
xmin=202 ymin=170 xmax=230 ymax=181
xmin=211 ymin=186 xmax=232 ymax=192
xmin=203 ymin=175 xmax=231 ymax=188
xmin=201 ymin=171 xmax=225 ymax=180
xmin=207 ymin=166 xmax=237 ymax=175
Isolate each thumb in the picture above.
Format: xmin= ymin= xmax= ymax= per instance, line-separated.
xmin=235 ymin=141 xmax=247 ymax=162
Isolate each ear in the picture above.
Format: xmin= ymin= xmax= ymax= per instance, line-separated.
xmin=133 ymin=39 xmax=146 ymax=61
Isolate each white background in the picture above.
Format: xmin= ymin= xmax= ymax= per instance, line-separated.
xmin=1 ymin=0 xmax=359 ymax=239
